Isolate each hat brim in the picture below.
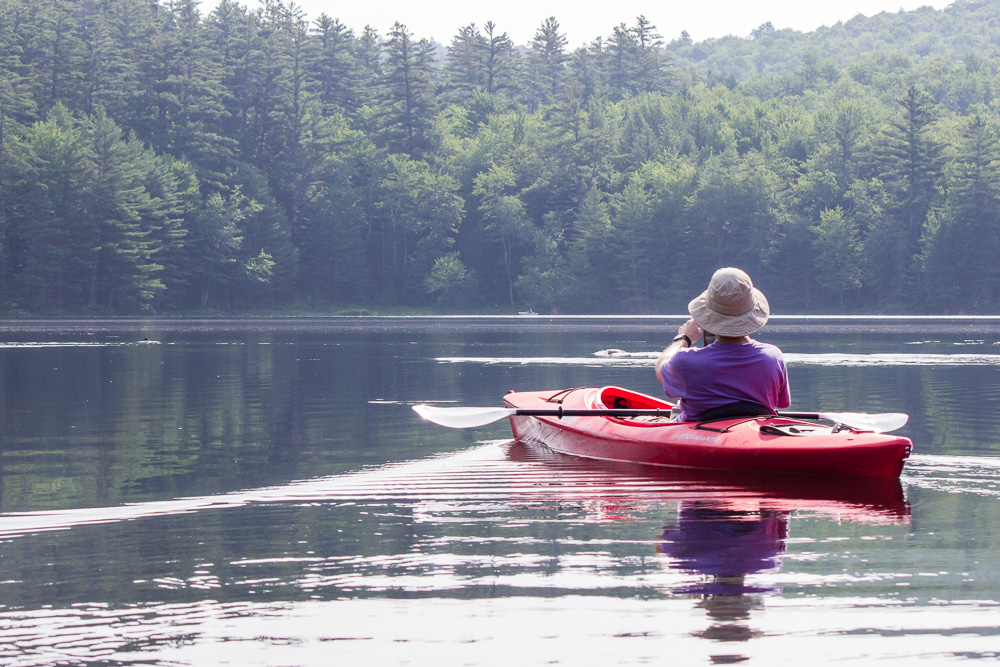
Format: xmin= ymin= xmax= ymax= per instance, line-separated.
xmin=688 ymin=288 xmax=770 ymax=336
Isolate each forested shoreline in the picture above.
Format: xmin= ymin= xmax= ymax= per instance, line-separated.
xmin=2 ymin=0 xmax=1000 ymax=313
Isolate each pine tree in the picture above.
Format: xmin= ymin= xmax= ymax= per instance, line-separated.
xmin=481 ymin=22 xmax=518 ymax=97
xmin=380 ymin=23 xmax=437 ymax=158
xmin=632 ymin=16 xmax=674 ymax=94
xmin=527 ymin=16 xmax=568 ymax=109
xmin=161 ymin=0 xmax=233 ymax=188
xmin=204 ymin=0 xmax=263 ymax=163
xmin=562 ymin=187 xmax=613 ymax=310
xmin=269 ymin=4 xmax=318 ymax=245
xmin=353 ymin=25 xmax=381 ymax=104
xmin=309 ymin=15 xmax=362 ymax=115
xmin=603 ymin=17 xmax=673 ymax=100
xmin=445 ymin=23 xmax=487 ymax=104
xmin=85 ymin=108 xmax=170 ymax=309
xmin=812 ymin=207 xmax=863 ymax=307
xmin=12 ymin=104 xmax=95 ymax=308
xmin=566 ymin=38 xmax=605 ymax=107
xmin=473 ymin=163 xmax=531 ymax=305
xmin=0 ymin=0 xmax=38 ymax=288
xmin=922 ymin=114 xmax=1000 ymax=309
xmin=77 ymin=0 xmax=133 ymax=118
xmin=28 ymin=0 xmax=86 ymax=112
xmin=250 ymin=0 xmax=298 ymax=174
xmin=880 ymin=85 xmax=943 ymax=301
xmin=604 ymin=23 xmax=637 ymax=100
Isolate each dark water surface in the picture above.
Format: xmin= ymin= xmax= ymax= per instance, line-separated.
xmin=2 ymin=316 xmax=1000 ymax=665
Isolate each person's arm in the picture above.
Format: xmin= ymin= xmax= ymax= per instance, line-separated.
xmin=776 ymin=356 xmax=791 ymax=409
xmin=655 ymin=319 xmax=703 ymax=383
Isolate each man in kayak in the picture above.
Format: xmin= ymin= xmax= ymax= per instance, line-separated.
xmin=655 ymin=267 xmax=790 ymax=422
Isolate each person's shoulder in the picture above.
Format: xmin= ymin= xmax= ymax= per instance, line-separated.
xmin=750 ymin=340 xmax=785 ymax=357
xmin=667 ymin=345 xmax=701 ymax=367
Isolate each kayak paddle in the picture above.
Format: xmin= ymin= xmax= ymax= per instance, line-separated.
xmin=413 ymin=404 xmax=671 ymax=428
xmin=778 ymin=411 xmax=908 ymax=433
xmin=412 ymin=404 xmax=908 ymax=433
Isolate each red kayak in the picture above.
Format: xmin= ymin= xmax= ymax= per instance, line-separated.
xmin=503 ymin=386 xmax=913 ymax=478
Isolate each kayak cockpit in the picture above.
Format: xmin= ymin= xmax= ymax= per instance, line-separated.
xmin=590 ymin=387 xmax=821 ymax=433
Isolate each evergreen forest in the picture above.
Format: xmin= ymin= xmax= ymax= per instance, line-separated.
xmin=4 ymin=0 xmax=1000 ymax=314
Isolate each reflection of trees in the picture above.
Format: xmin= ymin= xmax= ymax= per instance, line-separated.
xmin=0 ymin=330 xmax=462 ymax=511
xmin=660 ymin=503 xmax=789 ymax=649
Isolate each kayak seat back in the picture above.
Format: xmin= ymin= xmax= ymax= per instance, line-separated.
xmin=598 ymin=386 xmax=673 ymax=410
xmin=696 ymin=401 xmax=773 ymax=422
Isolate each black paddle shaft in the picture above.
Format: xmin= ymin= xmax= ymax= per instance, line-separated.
xmin=514 ymin=408 xmax=672 ymax=418
xmin=514 ymin=408 xmax=829 ymax=421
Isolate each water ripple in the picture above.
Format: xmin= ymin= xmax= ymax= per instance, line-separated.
xmin=0 ymin=440 xmax=920 ymax=540
xmin=3 ymin=596 xmax=999 ymax=666
xmin=902 ymin=455 xmax=1000 ymax=497
xmin=437 ymin=352 xmax=1000 ymax=367
xmin=2 ymin=447 xmax=1000 ymax=666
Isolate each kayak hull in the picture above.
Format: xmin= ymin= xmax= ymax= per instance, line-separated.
xmin=503 ymin=387 xmax=912 ymax=479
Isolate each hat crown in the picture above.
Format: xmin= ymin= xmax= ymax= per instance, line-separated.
xmin=687 ymin=267 xmax=769 ymax=337
xmin=705 ymin=268 xmax=756 ymax=316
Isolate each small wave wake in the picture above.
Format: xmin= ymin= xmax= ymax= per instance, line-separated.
xmin=903 ymin=454 xmax=1000 ymax=497
xmin=0 ymin=439 xmax=930 ymax=539
xmin=436 ymin=352 xmax=1000 ymax=367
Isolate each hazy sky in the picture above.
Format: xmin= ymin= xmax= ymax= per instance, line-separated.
xmin=233 ymin=0 xmax=954 ymax=46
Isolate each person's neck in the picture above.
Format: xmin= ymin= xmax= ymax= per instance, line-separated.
xmin=715 ymin=335 xmax=751 ymax=345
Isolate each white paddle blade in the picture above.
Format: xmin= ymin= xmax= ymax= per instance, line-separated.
xmin=819 ymin=411 xmax=908 ymax=433
xmin=412 ymin=404 xmax=516 ymax=429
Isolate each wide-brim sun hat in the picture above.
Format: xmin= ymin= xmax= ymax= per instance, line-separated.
xmin=688 ymin=267 xmax=770 ymax=337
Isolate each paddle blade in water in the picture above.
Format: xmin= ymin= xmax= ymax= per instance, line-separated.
xmin=412 ymin=404 xmax=516 ymax=428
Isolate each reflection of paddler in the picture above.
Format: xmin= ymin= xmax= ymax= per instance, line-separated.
xmin=661 ymin=501 xmax=788 ymax=646
xmin=659 ymin=502 xmax=788 ymax=595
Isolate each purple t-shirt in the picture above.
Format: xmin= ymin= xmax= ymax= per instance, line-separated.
xmin=660 ymin=340 xmax=790 ymax=422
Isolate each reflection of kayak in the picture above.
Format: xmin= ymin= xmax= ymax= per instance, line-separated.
xmin=503 ymin=386 xmax=913 ymax=479
xmin=505 ymin=440 xmax=910 ymax=524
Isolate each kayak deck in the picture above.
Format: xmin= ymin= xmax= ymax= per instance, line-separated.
xmin=503 ymin=387 xmax=912 ymax=478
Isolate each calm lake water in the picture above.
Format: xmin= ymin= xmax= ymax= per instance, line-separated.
xmin=2 ymin=316 xmax=1000 ymax=665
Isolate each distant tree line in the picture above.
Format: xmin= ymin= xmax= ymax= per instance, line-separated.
xmin=667 ymin=2 xmax=1000 ymax=84
xmin=2 ymin=0 xmax=1000 ymax=313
